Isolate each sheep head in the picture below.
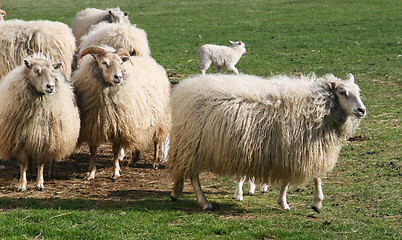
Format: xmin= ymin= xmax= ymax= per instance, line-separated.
xmin=230 ymin=40 xmax=246 ymax=53
xmin=0 ymin=9 xmax=6 ymax=20
xmin=23 ymin=57 xmax=63 ymax=95
xmin=78 ymin=46 xmax=131 ymax=85
xmin=107 ymin=8 xmax=129 ymax=24
xmin=329 ymin=73 xmax=366 ymax=119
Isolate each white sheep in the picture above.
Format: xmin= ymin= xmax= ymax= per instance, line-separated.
xmin=72 ymin=7 xmax=130 ymax=47
xmin=234 ymin=176 xmax=269 ymax=201
xmin=197 ymin=41 xmax=246 ymax=75
xmin=79 ymin=22 xmax=150 ymax=57
xmin=0 ymin=53 xmax=80 ymax=191
xmin=0 ymin=19 xmax=76 ymax=80
xmin=169 ymin=73 xmax=366 ymax=211
xmin=72 ymin=46 xmax=170 ymax=180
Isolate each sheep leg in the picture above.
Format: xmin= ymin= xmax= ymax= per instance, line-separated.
xmin=216 ymin=66 xmax=222 ymax=74
xmin=234 ymin=176 xmax=245 ymax=201
xmin=248 ymin=177 xmax=256 ymax=195
xmin=277 ymin=183 xmax=290 ymax=210
xmin=261 ymin=183 xmax=269 ymax=193
xmin=36 ymin=157 xmax=45 ymax=191
xmin=27 ymin=157 xmax=34 ymax=179
xmin=48 ymin=159 xmax=56 ymax=178
xmin=118 ymin=148 xmax=125 ymax=161
xmin=111 ymin=144 xmax=121 ymax=179
xmin=171 ymin=177 xmax=184 ymax=201
xmin=17 ymin=154 xmax=28 ymax=192
xmin=227 ymin=65 xmax=239 ymax=75
xmin=153 ymin=141 xmax=160 ymax=169
xmin=129 ymin=149 xmax=140 ymax=166
xmin=311 ymin=177 xmax=324 ymax=213
xmin=86 ymin=146 xmax=97 ymax=180
xmin=198 ymin=61 xmax=211 ymax=75
xmin=190 ymin=173 xmax=213 ymax=210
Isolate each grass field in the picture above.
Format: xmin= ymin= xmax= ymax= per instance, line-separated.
xmin=0 ymin=0 xmax=401 ymax=239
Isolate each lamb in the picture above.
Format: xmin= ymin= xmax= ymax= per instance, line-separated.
xmin=0 ymin=19 xmax=76 ymax=80
xmin=169 ymin=73 xmax=366 ymax=211
xmin=79 ymin=22 xmax=150 ymax=57
xmin=0 ymin=53 xmax=80 ymax=191
xmin=72 ymin=46 xmax=170 ymax=180
xmin=197 ymin=41 xmax=246 ymax=75
xmin=72 ymin=7 xmax=130 ymax=47
xmin=234 ymin=176 xmax=269 ymax=201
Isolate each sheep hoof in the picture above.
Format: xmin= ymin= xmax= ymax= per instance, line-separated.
xmin=234 ymin=195 xmax=243 ymax=201
xmin=153 ymin=163 xmax=159 ymax=169
xmin=312 ymin=205 xmax=322 ymax=213
xmin=202 ymin=203 xmax=213 ymax=211
xmin=36 ymin=185 xmax=44 ymax=191
xmin=170 ymin=195 xmax=178 ymax=202
xmin=111 ymin=173 xmax=121 ymax=180
xmin=85 ymin=173 xmax=95 ymax=180
xmin=17 ymin=186 xmax=26 ymax=192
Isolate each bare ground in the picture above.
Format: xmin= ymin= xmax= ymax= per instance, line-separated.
xmin=0 ymin=144 xmax=177 ymax=202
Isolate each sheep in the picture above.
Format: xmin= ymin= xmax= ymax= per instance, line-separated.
xmin=79 ymin=22 xmax=150 ymax=57
xmin=72 ymin=46 xmax=170 ymax=180
xmin=0 ymin=9 xmax=6 ymax=21
xmin=197 ymin=41 xmax=246 ymax=75
xmin=169 ymin=73 xmax=366 ymax=211
xmin=0 ymin=53 xmax=80 ymax=191
xmin=71 ymin=7 xmax=130 ymax=47
xmin=0 ymin=19 xmax=76 ymax=80
xmin=234 ymin=176 xmax=269 ymax=201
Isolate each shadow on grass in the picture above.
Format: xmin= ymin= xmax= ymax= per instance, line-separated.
xmin=0 ymin=192 xmax=255 ymax=216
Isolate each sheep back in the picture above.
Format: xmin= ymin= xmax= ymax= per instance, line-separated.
xmin=72 ymin=55 xmax=170 ymax=150
xmin=169 ymin=74 xmax=359 ymax=187
xmin=0 ymin=19 xmax=76 ymax=80
xmin=79 ymin=22 xmax=150 ymax=57
xmin=0 ymin=55 xmax=80 ymax=160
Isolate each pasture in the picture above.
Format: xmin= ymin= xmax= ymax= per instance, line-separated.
xmin=0 ymin=0 xmax=400 ymax=239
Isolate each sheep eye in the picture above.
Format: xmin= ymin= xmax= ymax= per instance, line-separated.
xmin=102 ymin=61 xmax=109 ymax=67
xmin=339 ymin=90 xmax=347 ymax=96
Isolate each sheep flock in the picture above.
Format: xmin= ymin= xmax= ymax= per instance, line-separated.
xmin=0 ymin=5 xmax=367 ymax=214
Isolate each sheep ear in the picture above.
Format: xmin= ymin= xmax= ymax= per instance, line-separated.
xmin=230 ymin=41 xmax=235 ymax=44
xmin=53 ymin=63 xmax=62 ymax=70
xmin=90 ymin=53 xmax=98 ymax=61
xmin=24 ymin=59 xmax=33 ymax=69
xmin=121 ymin=56 xmax=130 ymax=62
xmin=346 ymin=73 xmax=354 ymax=83
xmin=329 ymin=81 xmax=338 ymax=91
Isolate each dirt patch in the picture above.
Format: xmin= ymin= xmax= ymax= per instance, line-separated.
xmin=0 ymin=144 xmax=175 ymax=201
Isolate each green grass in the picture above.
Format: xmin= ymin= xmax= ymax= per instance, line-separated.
xmin=1 ymin=0 xmax=401 ymax=239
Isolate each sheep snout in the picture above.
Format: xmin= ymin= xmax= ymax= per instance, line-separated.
xmin=45 ymin=83 xmax=55 ymax=94
xmin=113 ymin=75 xmax=122 ymax=84
xmin=353 ymin=107 xmax=366 ymax=118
